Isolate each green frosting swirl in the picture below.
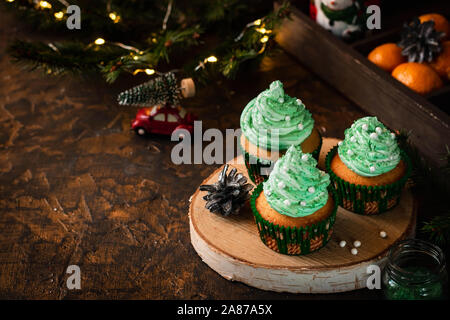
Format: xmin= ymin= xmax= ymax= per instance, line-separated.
xmin=338 ymin=116 xmax=401 ymax=177
xmin=240 ymin=80 xmax=314 ymax=150
xmin=263 ymin=145 xmax=330 ymax=217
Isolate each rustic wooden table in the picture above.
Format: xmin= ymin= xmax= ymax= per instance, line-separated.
xmin=0 ymin=10 xmax=384 ymax=299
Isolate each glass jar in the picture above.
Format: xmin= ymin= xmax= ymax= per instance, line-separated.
xmin=382 ymin=239 xmax=448 ymax=300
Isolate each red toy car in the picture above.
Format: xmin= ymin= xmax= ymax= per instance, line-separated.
xmin=131 ymin=105 xmax=195 ymax=137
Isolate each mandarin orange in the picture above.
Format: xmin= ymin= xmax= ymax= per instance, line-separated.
xmin=368 ymin=43 xmax=406 ymax=72
xmin=419 ymin=13 xmax=449 ymax=39
xmin=392 ymin=62 xmax=443 ymax=95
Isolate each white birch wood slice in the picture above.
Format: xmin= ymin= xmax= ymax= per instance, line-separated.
xmin=189 ymin=138 xmax=417 ymax=293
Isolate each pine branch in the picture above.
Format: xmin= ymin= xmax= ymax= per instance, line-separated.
xmin=5 ymin=0 xmax=290 ymax=83
xmin=7 ymin=40 xmax=127 ymax=76
xmin=422 ymin=214 xmax=450 ymax=248
xmin=208 ymin=1 xmax=290 ymax=79
xmin=397 ymin=130 xmax=450 ymax=249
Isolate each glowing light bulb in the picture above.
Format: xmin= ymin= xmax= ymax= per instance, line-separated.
xmin=54 ymin=11 xmax=64 ymax=20
xmin=260 ymin=35 xmax=269 ymax=43
xmin=94 ymin=38 xmax=105 ymax=45
xmin=253 ymin=19 xmax=262 ymax=26
xmin=205 ymin=56 xmax=217 ymax=63
xmin=109 ymin=12 xmax=120 ymax=23
xmin=145 ymin=69 xmax=155 ymax=75
xmin=256 ymin=27 xmax=266 ymax=34
xmin=39 ymin=1 xmax=52 ymax=9
xmin=6 ymin=0 xmax=15 ymax=3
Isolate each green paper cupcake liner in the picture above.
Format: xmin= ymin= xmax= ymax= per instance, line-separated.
xmin=250 ymin=183 xmax=337 ymax=256
xmin=325 ymin=146 xmax=412 ymax=215
xmin=241 ymin=132 xmax=322 ymax=185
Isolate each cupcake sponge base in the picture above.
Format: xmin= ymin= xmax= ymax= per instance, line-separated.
xmin=325 ymin=146 xmax=412 ymax=215
xmin=251 ymin=184 xmax=337 ymax=256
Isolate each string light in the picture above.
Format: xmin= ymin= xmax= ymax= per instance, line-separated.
xmin=195 ymin=55 xmax=218 ymax=71
xmin=109 ymin=12 xmax=121 ymax=23
xmin=54 ymin=11 xmax=64 ymax=20
xmin=94 ymin=38 xmax=105 ymax=45
xmin=256 ymin=27 xmax=272 ymax=34
xmin=260 ymin=36 xmax=269 ymax=43
xmin=205 ymin=56 xmax=218 ymax=63
xmin=39 ymin=1 xmax=52 ymax=9
xmin=235 ymin=18 xmax=265 ymax=41
xmin=132 ymin=68 xmax=156 ymax=76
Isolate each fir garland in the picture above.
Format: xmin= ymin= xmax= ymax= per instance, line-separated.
xmin=3 ymin=0 xmax=290 ymax=83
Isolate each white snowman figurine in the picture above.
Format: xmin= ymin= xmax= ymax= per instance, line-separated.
xmin=314 ymin=0 xmax=363 ymax=39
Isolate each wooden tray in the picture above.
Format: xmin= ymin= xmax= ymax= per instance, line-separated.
xmin=188 ymin=138 xmax=417 ymax=293
xmin=275 ymin=1 xmax=450 ymax=167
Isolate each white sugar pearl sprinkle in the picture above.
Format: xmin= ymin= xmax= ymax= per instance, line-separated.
xmin=369 ymin=132 xmax=378 ymax=139
xmin=370 ymin=166 xmax=376 ymax=173
xmin=278 ymin=182 xmax=285 ymax=189
xmin=380 ymin=231 xmax=387 ymax=238
xmin=285 ymin=116 xmax=291 ymax=121
xmin=298 ymin=123 xmax=304 ymax=130
xmin=296 ymin=99 xmax=302 ymax=105
xmin=338 ymin=141 xmax=343 ymax=146
xmin=376 ymin=127 xmax=382 ymax=134
xmin=301 ymin=154 xmax=308 ymax=161
xmin=350 ymin=136 xmax=356 ymax=142
xmin=353 ymin=240 xmax=361 ymax=248
xmin=347 ymin=150 xmax=353 ymax=156
xmin=351 ymin=248 xmax=358 ymax=255
xmin=278 ymin=98 xmax=284 ymax=103
xmin=339 ymin=241 xmax=346 ymax=248
xmin=362 ymin=124 xmax=368 ymax=131
xmin=283 ymin=199 xmax=291 ymax=206
xmin=391 ymin=133 xmax=396 ymax=139
xmin=266 ymin=190 xmax=271 ymax=196
xmin=300 ymin=201 xmax=306 ymax=206
xmin=308 ymin=186 xmax=315 ymax=193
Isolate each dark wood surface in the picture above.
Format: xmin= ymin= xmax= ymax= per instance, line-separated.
xmin=0 ymin=10 xmax=388 ymax=299
xmin=276 ymin=3 xmax=450 ymax=167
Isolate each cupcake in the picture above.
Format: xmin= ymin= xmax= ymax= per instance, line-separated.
xmin=240 ymin=80 xmax=322 ymax=184
xmin=325 ymin=117 xmax=412 ymax=215
xmin=250 ymin=145 xmax=337 ymax=255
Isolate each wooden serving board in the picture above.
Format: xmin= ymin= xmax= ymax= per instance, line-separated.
xmin=188 ymin=138 xmax=417 ymax=293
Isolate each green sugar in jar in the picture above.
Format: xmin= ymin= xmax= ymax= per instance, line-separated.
xmin=382 ymin=239 xmax=448 ymax=300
